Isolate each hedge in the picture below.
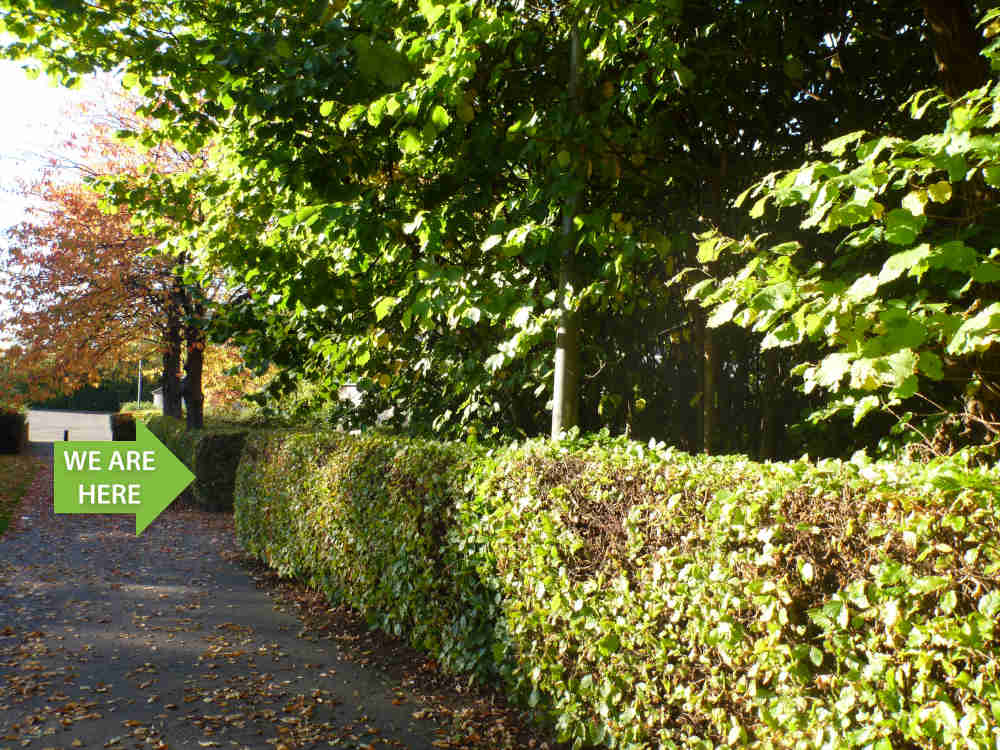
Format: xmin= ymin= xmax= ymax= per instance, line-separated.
xmin=110 ymin=412 xmax=136 ymax=442
xmin=232 ymin=430 xmax=1000 ymax=749
xmin=234 ymin=430 xmax=502 ymax=678
xmin=147 ymin=415 xmax=248 ymax=511
xmin=0 ymin=410 xmax=27 ymax=454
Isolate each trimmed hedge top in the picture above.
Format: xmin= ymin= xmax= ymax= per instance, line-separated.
xmin=470 ymin=438 xmax=1000 ymax=748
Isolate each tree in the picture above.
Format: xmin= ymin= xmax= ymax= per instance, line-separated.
xmin=0 ymin=0 xmax=974 ymax=456
xmin=0 ymin=91 xmax=211 ymax=424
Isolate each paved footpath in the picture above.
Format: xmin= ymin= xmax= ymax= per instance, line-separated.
xmin=0 ymin=439 xmax=454 ymax=750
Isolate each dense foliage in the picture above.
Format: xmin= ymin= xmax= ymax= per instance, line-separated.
xmin=686 ymin=8 xmax=1000 ymax=454
xmin=232 ymin=426 xmax=1000 ymax=749
xmin=234 ymin=429 xmax=498 ymax=675
xmin=4 ymin=0 xmax=990 ymax=454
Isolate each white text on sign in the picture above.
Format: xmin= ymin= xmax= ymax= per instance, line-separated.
xmin=78 ymin=484 xmax=142 ymax=505
xmin=63 ymin=450 xmax=157 ymax=472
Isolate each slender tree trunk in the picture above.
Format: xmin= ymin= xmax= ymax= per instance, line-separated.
xmin=692 ymin=313 xmax=705 ymax=453
xmin=921 ymin=0 xmax=1000 ymax=440
xmin=702 ymin=324 xmax=716 ymax=455
xmin=162 ymin=303 xmax=183 ymax=420
xmin=184 ymin=330 xmax=205 ymax=429
xmin=760 ymin=348 xmax=779 ymax=460
xmin=551 ymin=25 xmax=582 ymax=440
xmin=920 ymin=0 xmax=988 ymax=98
xmin=180 ymin=278 xmax=206 ymax=429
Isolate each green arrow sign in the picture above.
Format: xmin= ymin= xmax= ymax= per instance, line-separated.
xmin=54 ymin=422 xmax=195 ymax=535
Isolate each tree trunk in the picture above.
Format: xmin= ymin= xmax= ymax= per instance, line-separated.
xmin=161 ymin=302 xmax=183 ymax=420
xmin=760 ymin=348 xmax=779 ymax=460
xmin=920 ymin=0 xmax=988 ymax=98
xmin=184 ymin=329 xmax=205 ymax=429
xmin=702 ymin=323 xmax=716 ymax=455
xmin=551 ymin=25 xmax=582 ymax=440
xmin=181 ymin=280 xmax=206 ymax=429
xmin=692 ymin=313 xmax=705 ymax=453
xmin=921 ymin=0 xmax=999 ymax=446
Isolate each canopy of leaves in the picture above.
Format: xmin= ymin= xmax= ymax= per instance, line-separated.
xmin=0 ymin=0 xmax=985 ymax=455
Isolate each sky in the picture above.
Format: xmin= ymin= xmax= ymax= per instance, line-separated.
xmin=0 ymin=58 xmax=96 ymax=238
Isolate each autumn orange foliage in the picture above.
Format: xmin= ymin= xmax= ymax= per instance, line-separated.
xmin=201 ymin=344 xmax=275 ymax=414
xmin=0 ymin=91 xmax=191 ymax=407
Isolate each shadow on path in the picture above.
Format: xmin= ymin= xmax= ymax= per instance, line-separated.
xmin=27 ymin=441 xmax=53 ymax=459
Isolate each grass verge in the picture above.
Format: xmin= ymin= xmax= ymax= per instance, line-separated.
xmin=0 ymin=455 xmax=41 ymax=537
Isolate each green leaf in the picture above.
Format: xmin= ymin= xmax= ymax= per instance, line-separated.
xmin=936 ymin=153 xmax=969 ymax=182
xmin=886 ymin=348 xmax=918 ymax=380
xmin=320 ymin=100 xmax=335 ymax=118
xmin=823 ymin=130 xmax=867 ymax=156
xmin=909 ymin=575 xmax=950 ymax=595
xmin=398 ymin=128 xmax=423 ymax=154
xmin=927 ymin=180 xmax=952 ymax=203
xmin=749 ymin=195 xmax=768 ymax=219
xmin=853 ymin=395 xmax=881 ymax=425
xmin=984 ymin=166 xmax=1000 ymax=188
xmin=879 ymin=244 xmax=932 ymax=285
xmin=374 ymin=296 xmax=399 ymax=321
xmin=339 ymin=104 xmax=365 ymax=131
xmin=816 ymin=353 xmax=852 ymax=390
xmin=750 ymin=282 xmax=795 ymax=312
xmin=367 ymin=99 xmax=387 ymax=127
xmin=846 ymin=274 xmax=879 ymax=301
xmin=884 ymin=209 xmax=925 ymax=245
xmin=947 ymin=302 xmax=1000 ymax=355
xmin=808 ymin=646 xmax=823 ymax=666
xmin=707 ymin=300 xmax=739 ymax=328
xmin=482 ymin=234 xmax=503 ymax=252
xmin=973 ymin=262 xmax=1000 ymax=283
xmin=879 ymin=313 xmax=928 ymax=352
xmin=851 ymin=359 xmax=881 ymax=391
xmin=430 ymin=105 xmax=451 ymax=129
xmin=733 ymin=185 xmax=754 ymax=208
xmin=901 ymin=189 xmax=927 ymax=216
xmin=918 ymin=351 xmax=944 ymax=380
xmin=418 ymin=0 xmax=445 ymax=24
xmin=979 ymin=591 xmax=1000 ymax=618
xmin=697 ymin=235 xmax=728 ymax=263
xmin=930 ymin=240 xmax=977 ymax=273
xmin=557 ymin=150 xmax=571 ymax=168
